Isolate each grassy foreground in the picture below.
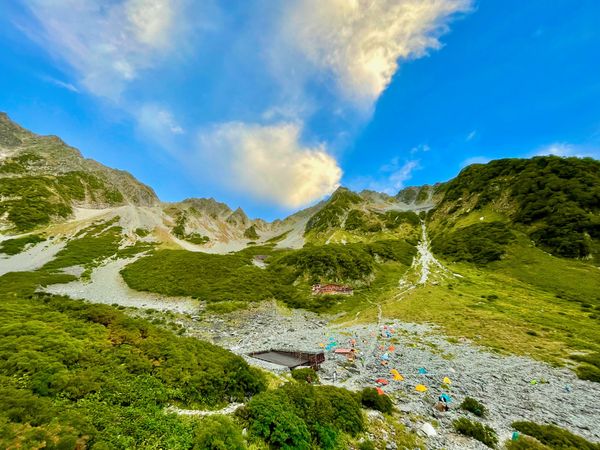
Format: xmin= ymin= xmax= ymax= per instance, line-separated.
xmin=0 ymin=268 xmax=267 ymax=449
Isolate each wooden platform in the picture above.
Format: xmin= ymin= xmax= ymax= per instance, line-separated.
xmin=248 ymin=349 xmax=325 ymax=369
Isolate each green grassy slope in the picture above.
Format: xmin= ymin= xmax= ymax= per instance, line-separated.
xmin=346 ymin=236 xmax=600 ymax=380
xmin=120 ymin=240 xmax=417 ymax=312
xmin=303 ymin=188 xmax=421 ymax=245
xmin=0 ymin=269 xmax=266 ymax=449
xmin=431 ymin=156 xmax=600 ymax=261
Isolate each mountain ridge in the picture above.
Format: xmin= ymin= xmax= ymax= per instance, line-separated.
xmin=1 ymin=112 xmax=599 ymax=263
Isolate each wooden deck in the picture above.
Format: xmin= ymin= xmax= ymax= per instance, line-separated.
xmin=248 ymin=349 xmax=325 ymax=369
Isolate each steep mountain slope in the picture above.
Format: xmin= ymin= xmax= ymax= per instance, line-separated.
xmin=0 ymin=113 xmax=157 ymax=232
xmin=429 ymin=156 xmax=600 ymax=262
xmin=303 ymin=187 xmax=424 ymax=245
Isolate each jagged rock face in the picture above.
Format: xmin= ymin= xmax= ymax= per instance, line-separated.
xmin=226 ymin=207 xmax=250 ymax=227
xmin=180 ymin=198 xmax=233 ymax=219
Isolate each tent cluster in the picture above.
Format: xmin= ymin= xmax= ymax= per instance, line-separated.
xmin=322 ymin=325 xmax=456 ymax=408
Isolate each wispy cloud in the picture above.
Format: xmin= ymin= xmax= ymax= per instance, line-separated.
xmin=533 ymin=142 xmax=599 ymax=158
xmin=41 ymin=75 xmax=80 ymax=93
xmin=466 ymin=130 xmax=477 ymax=141
xmin=136 ymin=103 xmax=184 ymax=148
xmin=354 ymin=157 xmax=421 ymax=195
xmin=194 ymin=122 xmax=342 ymax=208
xmin=20 ymin=0 xmax=185 ymax=98
xmin=279 ymin=0 xmax=472 ymax=109
xmin=410 ymin=144 xmax=430 ymax=154
xmin=13 ymin=1 xmax=472 ymax=210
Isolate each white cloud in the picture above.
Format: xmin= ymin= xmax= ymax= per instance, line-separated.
xmin=21 ymin=0 xmax=182 ymax=98
xmin=357 ymin=157 xmax=420 ymax=195
xmin=534 ymin=142 xmax=600 ymax=159
xmin=134 ymin=103 xmax=185 ymax=157
xmin=461 ymin=156 xmax=490 ymax=167
xmin=535 ymin=142 xmax=575 ymax=157
xmin=195 ymin=122 xmax=342 ymax=208
xmin=126 ymin=0 xmax=175 ymax=47
xmin=466 ymin=130 xmax=477 ymax=141
xmin=158 ymin=111 xmax=184 ymax=135
xmin=385 ymin=159 xmax=420 ymax=194
xmin=281 ymin=0 xmax=471 ymax=108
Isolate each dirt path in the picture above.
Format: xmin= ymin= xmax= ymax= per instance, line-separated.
xmin=166 ymin=402 xmax=244 ymax=417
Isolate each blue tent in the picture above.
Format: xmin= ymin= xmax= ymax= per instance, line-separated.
xmin=439 ymin=393 xmax=452 ymax=403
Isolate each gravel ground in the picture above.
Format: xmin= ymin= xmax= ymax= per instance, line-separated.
xmin=179 ymin=303 xmax=600 ymax=449
xmin=0 ymin=238 xmax=65 ymax=276
xmin=44 ymin=257 xmax=200 ymax=314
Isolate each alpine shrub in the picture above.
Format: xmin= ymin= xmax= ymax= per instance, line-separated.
xmin=512 ymin=421 xmax=600 ymax=450
xmin=453 ymin=417 xmax=498 ymax=448
xmin=460 ymin=397 xmax=487 ymax=417
xmin=291 ymin=368 xmax=319 ymax=384
xmin=360 ymin=387 xmax=393 ymax=413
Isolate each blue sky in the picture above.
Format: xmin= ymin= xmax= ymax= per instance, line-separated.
xmin=1 ymin=1 xmax=599 ymax=220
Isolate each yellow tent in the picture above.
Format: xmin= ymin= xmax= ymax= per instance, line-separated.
xmin=443 ymin=377 xmax=452 ymax=385
xmin=415 ymin=384 xmax=428 ymax=392
xmin=390 ymin=369 xmax=404 ymax=381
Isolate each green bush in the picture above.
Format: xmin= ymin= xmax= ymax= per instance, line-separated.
xmin=460 ymin=397 xmax=487 ymax=417
xmin=244 ymin=225 xmax=260 ymax=240
xmin=0 ymin=235 xmax=46 ymax=255
xmin=121 ymin=249 xmax=299 ymax=305
xmin=571 ymin=352 xmax=600 ymax=381
xmin=270 ymin=240 xmax=416 ymax=284
xmin=381 ymin=210 xmax=420 ymax=228
xmin=453 ymin=417 xmax=498 ymax=448
xmin=575 ymin=364 xmax=600 ymax=382
xmin=505 ymin=436 xmax=550 ymax=449
xmin=193 ymin=415 xmax=246 ymax=450
xmin=291 ymin=368 xmax=319 ymax=384
xmin=186 ymin=233 xmax=210 ymax=244
xmin=358 ymin=440 xmax=377 ymax=450
xmin=134 ymin=228 xmax=150 ymax=237
xmin=0 ymin=271 xmax=267 ymax=449
xmin=305 ymin=188 xmax=363 ymax=233
xmin=432 ymin=222 xmax=514 ymax=264
xmin=360 ymin=388 xmax=393 ymax=413
xmin=512 ymin=421 xmax=600 ymax=450
xmin=344 ymin=209 xmax=369 ymax=231
xmin=240 ymin=383 xmax=364 ymax=449
xmin=43 ymin=222 xmax=123 ymax=271
xmin=243 ymin=392 xmax=311 ymax=450
xmin=0 ymin=170 xmax=124 ymax=231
